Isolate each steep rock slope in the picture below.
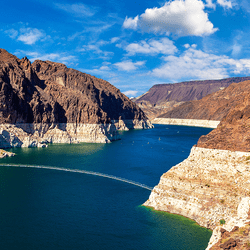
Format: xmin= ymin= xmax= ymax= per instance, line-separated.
xmin=135 ymin=77 xmax=250 ymax=119
xmin=158 ymin=80 xmax=250 ymax=123
xmin=0 ymin=49 xmax=152 ymax=147
xmin=144 ymin=81 xmax=250 ymax=249
xmin=136 ymin=78 xmax=250 ymax=105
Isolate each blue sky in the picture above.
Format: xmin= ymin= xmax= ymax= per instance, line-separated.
xmin=1 ymin=0 xmax=250 ymax=97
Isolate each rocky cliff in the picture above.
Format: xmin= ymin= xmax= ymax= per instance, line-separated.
xmin=0 ymin=49 xmax=152 ymax=148
xmin=135 ymin=77 xmax=250 ymax=120
xmin=158 ymin=80 xmax=250 ymax=122
xmin=144 ymin=81 xmax=250 ymax=249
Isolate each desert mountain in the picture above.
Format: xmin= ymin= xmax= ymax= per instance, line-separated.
xmin=196 ymin=81 xmax=250 ymax=151
xmin=135 ymin=77 xmax=250 ymax=119
xmin=0 ymin=49 xmax=152 ymax=147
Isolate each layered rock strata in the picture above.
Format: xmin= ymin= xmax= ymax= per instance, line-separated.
xmin=152 ymin=118 xmax=220 ymax=128
xmin=0 ymin=49 xmax=152 ymax=147
xmin=135 ymin=77 xmax=250 ymax=120
xmin=144 ymin=147 xmax=250 ymax=249
xmin=159 ymin=80 xmax=250 ymax=124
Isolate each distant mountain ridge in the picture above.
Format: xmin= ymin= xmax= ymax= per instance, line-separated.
xmin=136 ymin=77 xmax=250 ymax=105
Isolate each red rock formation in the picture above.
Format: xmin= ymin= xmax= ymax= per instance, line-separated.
xmin=0 ymin=48 xmax=152 ymax=147
xmin=0 ymin=48 xmax=148 ymax=125
xmin=135 ymin=77 xmax=250 ymax=119
xmin=195 ymin=81 xmax=250 ymax=152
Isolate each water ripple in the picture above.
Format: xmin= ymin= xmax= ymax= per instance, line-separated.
xmin=0 ymin=164 xmax=153 ymax=191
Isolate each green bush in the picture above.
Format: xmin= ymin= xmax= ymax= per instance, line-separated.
xmin=220 ymin=219 xmax=225 ymax=225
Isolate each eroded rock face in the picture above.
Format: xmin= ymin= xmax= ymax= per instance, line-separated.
xmin=158 ymin=80 xmax=250 ymax=122
xmin=135 ymin=77 xmax=250 ymax=120
xmin=136 ymin=78 xmax=250 ymax=105
xmin=197 ymin=84 xmax=250 ymax=152
xmin=0 ymin=49 xmax=152 ymax=147
xmin=144 ymin=147 xmax=250 ymax=230
xmin=144 ymin=80 xmax=250 ymax=249
xmin=144 ymin=147 xmax=250 ymax=249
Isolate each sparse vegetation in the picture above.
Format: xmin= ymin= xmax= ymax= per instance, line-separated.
xmin=220 ymin=219 xmax=226 ymax=225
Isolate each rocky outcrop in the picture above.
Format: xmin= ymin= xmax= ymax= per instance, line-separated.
xmin=135 ymin=100 xmax=184 ymax=120
xmin=144 ymin=147 xmax=250 ymax=249
xmin=135 ymin=77 xmax=250 ymax=120
xmin=0 ymin=48 xmax=152 ymax=147
xmin=144 ymin=79 xmax=250 ymax=247
xmin=144 ymin=80 xmax=250 ymax=249
xmin=0 ymin=149 xmax=15 ymax=158
xmin=196 ymin=83 xmax=250 ymax=152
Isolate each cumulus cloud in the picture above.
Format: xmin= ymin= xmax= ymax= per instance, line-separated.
xmin=217 ymin=0 xmax=232 ymax=8
xmin=114 ymin=60 xmax=145 ymax=71
xmin=124 ymin=38 xmax=178 ymax=56
xmin=5 ymin=27 xmax=45 ymax=45
xmin=123 ymin=0 xmax=218 ymax=37
xmin=151 ymin=47 xmax=250 ymax=80
xmin=17 ymin=28 xmax=45 ymax=45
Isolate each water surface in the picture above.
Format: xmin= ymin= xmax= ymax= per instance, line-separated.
xmin=0 ymin=125 xmax=212 ymax=250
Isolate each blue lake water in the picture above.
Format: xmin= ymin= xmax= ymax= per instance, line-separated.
xmin=0 ymin=124 xmax=212 ymax=250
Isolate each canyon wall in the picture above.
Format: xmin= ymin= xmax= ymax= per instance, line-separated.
xmin=0 ymin=49 xmax=152 ymax=147
xmin=144 ymin=80 xmax=250 ymax=249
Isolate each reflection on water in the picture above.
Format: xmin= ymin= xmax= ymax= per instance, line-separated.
xmin=0 ymin=125 xmax=212 ymax=250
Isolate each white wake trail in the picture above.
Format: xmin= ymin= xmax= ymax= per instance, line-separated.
xmin=0 ymin=164 xmax=153 ymax=191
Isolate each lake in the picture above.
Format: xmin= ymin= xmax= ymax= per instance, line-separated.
xmin=0 ymin=124 xmax=212 ymax=250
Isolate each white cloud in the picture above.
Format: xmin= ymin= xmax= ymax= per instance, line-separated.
xmin=231 ymin=44 xmax=242 ymax=57
xmin=110 ymin=37 xmax=120 ymax=43
xmin=4 ymin=29 xmax=18 ymax=39
xmin=123 ymin=16 xmax=139 ymax=30
xmin=99 ymin=65 xmax=110 ymax=70
xmin=55 ymin=3 xmax=98 ymax=17
xmin=123 ymin=0 xmax=218 ymax=37
xmin=114 ymin=60 xmax=146 ymax=71
xmin=17 ymin=28 xmax=44 ymax=45
xmin=205 ymin=0 xmax=216 ymax=9
xmin=123 ymin=90 xmax=139 ymax=97
xmin=15 ymin=50 xmax=77 ymax=65
xmin=79 ymin=40 xmax=114 ymax=59
xmin=124 ymin=38 xmax=178 ymax=56
xmin=217 ymin=0 xmax=232 ymax=8
xmin=5 ymin=27 xmax=45 ymax=45
xmin=152 ymin=47 xmax=250 ymax=80
xmin=240 ymin=0 xmax=250 ymax=12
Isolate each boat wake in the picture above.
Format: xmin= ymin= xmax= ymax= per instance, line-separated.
xmin=0 ymin=164 xmax=153 ymax=191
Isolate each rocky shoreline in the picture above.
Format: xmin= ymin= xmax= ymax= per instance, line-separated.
xmin=144 ymin=146 xmax=250 ymax=249
xmin=0 ymin=119 xmax=152 ymax=148
xmin=0 ymin=149 xmax=15 ymax=158
xmin=152 ymin=118 xmax=220 ymax=128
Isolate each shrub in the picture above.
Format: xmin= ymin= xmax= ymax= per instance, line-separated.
xmin=220 ymin=219 xmax=225 ymax=225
